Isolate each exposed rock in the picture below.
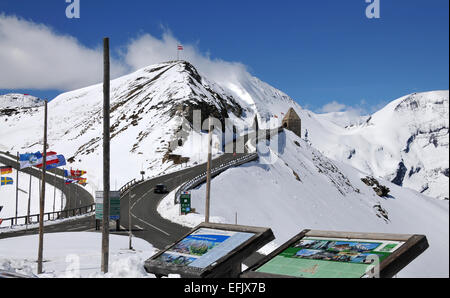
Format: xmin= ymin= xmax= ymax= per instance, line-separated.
xmin=362 ymin=176 xmax=391 ymax=198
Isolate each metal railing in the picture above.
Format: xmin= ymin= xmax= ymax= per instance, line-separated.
xmin=120 ymin=178 xmax=141 ymax=196
xmin=174 ymin=153 xmax=259 ymax=204
xmin=0 ymin=204 xmax=95 ymax=228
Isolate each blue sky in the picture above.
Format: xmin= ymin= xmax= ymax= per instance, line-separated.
xmin=0 ymin=0 xmax=448 ymax=114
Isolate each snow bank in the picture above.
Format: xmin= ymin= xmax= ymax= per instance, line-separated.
xmin=0 ymin=232 xmax=157 ymax=278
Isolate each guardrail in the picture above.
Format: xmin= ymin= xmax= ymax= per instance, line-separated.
xmin=0 ymin=204 xmax=95 ymax=228
xmin=174 ymin=153 xmax=259 ymax=204
xmin=119 ymin=178 xmax=142 ymax=196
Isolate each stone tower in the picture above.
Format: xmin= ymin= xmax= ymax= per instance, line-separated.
xmin=282 ymin=108 xmax=302 ymax=138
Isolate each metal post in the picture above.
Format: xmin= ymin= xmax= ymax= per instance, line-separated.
xmin=15 ymin=152 xmax=19 ymax=225
xmin=205 ymin=117 xmax=212 ymax=223
xmin=37 ymin=99 xmax=48 ymax=275
xmin=129 ymin=190 xmax=134 ymax=250
xmin=26 ymin=174 xmax=32 ymax=227
xmin=53 ymin=171 xmax=56 ymax=219
xmin=61 ymin=178 xmax=64 ymax=216
xmin=101 ymin=37 xmax=111 ymax=274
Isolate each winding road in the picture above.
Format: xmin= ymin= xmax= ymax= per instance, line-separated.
xmin=1 ymin=128 xmax=282 ymax=267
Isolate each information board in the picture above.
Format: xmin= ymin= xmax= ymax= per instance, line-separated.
xmin=144 ymin=223 xmax=274 ymax=278
xmin=158 ymin=228 xmax=255 ymax=269
xmin=241 ymin=230 xmax=429 ymax=279
xmin=95 ymin=191 xmax=121 ymax=220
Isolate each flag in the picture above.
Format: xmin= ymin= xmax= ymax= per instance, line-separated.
xmin=77 ymin=178 xmax=87 ymax=186
xmin=70 ymin=169 xmax=86 ymax=177
xmin=35 ymin=152 xmax=60 ymax=169
xmin=0 ymin=166 xmax=13 ymax=175
xmin=65 ymin=179 xmax=77 ymax=185
xmin=19 ymin=152 xmax=43 ymax=169
xmin=41 ymin=155 xmax=66 ymax=170
xmin=1 ymin=177 xmax=13 ymax=186
xmin=177 ymin=45 xmax=184 ymax=51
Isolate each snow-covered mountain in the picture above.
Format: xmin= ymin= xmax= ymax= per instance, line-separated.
xmin=0 ymin=93 xmax=44 ymax=119
xmin=0 ymin=62 xmax=448 ymax=201
xmin=300 ymin=91 xmax=449 ymax=200
xmin=0 ymin=61 xmax=299 ymax=192
xmin=0 ymin=93 xmax=43 ymax=109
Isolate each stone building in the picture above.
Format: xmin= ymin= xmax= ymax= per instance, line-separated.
xmin=282 ymin=108 xmax=302 ymax=138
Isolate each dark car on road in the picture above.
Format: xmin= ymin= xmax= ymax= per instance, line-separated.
xmin=154 ymin=184 xmax=168 ymax=194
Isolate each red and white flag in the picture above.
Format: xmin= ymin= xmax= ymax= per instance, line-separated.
xmin=177 ymin=45 xmax=184 ymax=51
xmin=35 ymin=152 xmax=59 ymax=168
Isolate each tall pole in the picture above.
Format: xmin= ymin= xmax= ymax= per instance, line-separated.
xmin=38 ymin=99 xmax=48 ymax=275
xmin=205 ymin=117 xmax=212 ymax=223
xmin=15 ymin=152 xmax=19 ymax=225
xmin=61 ymin=179 xmax=64 ymax=215
xmin=53 ymin=172 xmax=56 ymax=218
xmin=26 ymin=174 xmax=32 ymax=228
xmin=129 ymin=190 xmax=133 ymax=250
xmin=101 ymin=37 xmax=111 ymax=274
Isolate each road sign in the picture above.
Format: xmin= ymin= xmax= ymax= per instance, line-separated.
xmin=144 ymin=222 xmax=274 ymax=278
xmin=180 ymin=192 xmax=191 ymax=215
xmin=96 ymin=191 xmax=120 ymax=220
xmin=241 ymin=230 xmax=429 ymax=278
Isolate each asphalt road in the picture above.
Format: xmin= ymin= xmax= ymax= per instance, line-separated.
xmin=119 ymin=151 xmax=266 ymax=267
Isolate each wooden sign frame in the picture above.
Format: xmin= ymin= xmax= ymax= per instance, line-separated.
xmin=240 ymin=229 xmax=429 ymax=278
xmin=144 ymin=222 xmax=274 ymax=278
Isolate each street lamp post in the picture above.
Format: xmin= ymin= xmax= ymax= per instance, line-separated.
xmin=129 ymin=191 xmax=136 ymax=250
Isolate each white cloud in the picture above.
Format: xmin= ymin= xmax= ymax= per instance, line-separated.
xmin=0 ymin=16 xmax=252 ymax=96
xmin=0 ymin=14 xmax=126 ymax=90
xmin=318 ymin=101 xmax=348 ymax=113
xmin=123 ymin=29 xmax=251 ymax=91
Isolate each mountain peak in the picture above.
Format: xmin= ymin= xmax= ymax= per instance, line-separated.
xmin=0 ymin=93 xmax=44 ymax=109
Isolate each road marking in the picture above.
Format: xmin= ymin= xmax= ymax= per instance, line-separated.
xmin=131 ymin=214 xmax=170 ymax=236
xmin=134 ymin=225 xmax=143 ymax=230
xmin=128 ymin=186 xmax=171 ymax=236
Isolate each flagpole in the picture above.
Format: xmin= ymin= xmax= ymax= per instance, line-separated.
xmin=53 ymin=171 xmax=56 ymax=219
xmin=61 ymin=175 xmax=64 ymax=216
xmin=15 ymin=152 xmax=19 ymax=225
xmin=37 ymin=99 xmax=48 ymax=275
xmin=26 ymin=174 xmax=32 ymax=229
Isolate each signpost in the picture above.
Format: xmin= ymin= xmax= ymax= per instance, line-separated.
xmin=180 ymin=191 xmax=191 ymax=215
xmin=241 ymin=230 xmax=429 ymax=279
xmin=144 ymin=222 xmax=274 ymax=278
xmin=96 ymin=191 xmax=120 ymax=221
